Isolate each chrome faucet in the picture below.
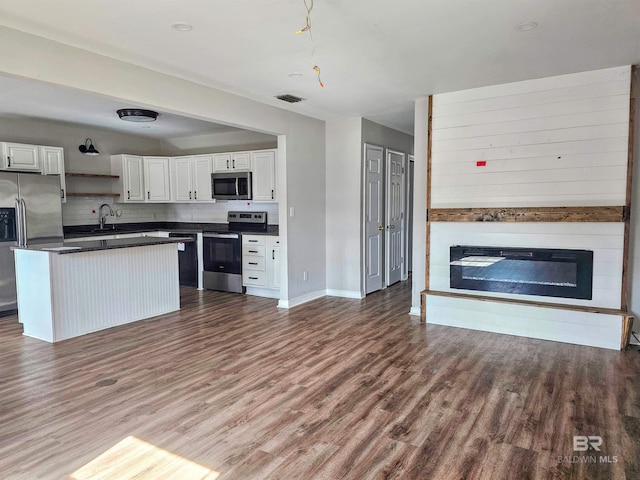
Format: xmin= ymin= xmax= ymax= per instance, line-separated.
xmin=99 ymin=203 xmax=114 ymax=229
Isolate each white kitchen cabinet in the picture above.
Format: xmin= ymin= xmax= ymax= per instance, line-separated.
xmin=2 ymin=142 xmax=40 ymax=171
xmin=213 ymin=151 xmax=251 ymax=171
xmin=172 ymin=155 xmax=213 ymax=202
xmin=251 ymin=150 xmax=276 ymax=202
xmin=112 ymin=155 xmax=145 ymax=202
xmin=243 ymin=235 xmax=279 ymax=291
xmin=172 ymin=156 xmax=194 ymax=202
xmin=267 ymin=236 xmax=280 ymax=289
xmin=144 ymin=156 xmax=171 ymax=202
xmin=39 ymin=146 xmax=66 ymax=203
xmin=193 ymin=155 xmax=213 ymax=201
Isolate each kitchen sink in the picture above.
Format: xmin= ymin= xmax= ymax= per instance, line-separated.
xmin=91 ymin=226 xmax=121 ymax=233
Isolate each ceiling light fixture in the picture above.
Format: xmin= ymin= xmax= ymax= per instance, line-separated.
xmin=515 ymin=21 xmax=538 ymax=31
xmin=171 ymin=22 xmax=193 ymax=32
xmin=117 ymin=109 xmax=158 ymax=122
xmin=79 ymin=138 xmax=100 ymax=155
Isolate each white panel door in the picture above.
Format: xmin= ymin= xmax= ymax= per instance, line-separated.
xmin=144 ymin=157 xmax=171 ymax=202
xmin=172 ymin=156 xmax=193 ymax=202
xmin=3 ymin=142 xmax=40 ymax=171
xmin=39 ymin=146 xmax=66 ymax=203
xmin=364 ymin=144 xmax=384 ymax=294
xmin=193 ymin=155 xmax=213 ymax=201
xmin=122 ymin=155 xmax=145 ymax=202
xmin=386 ymin=150 xmax=405 ymax=286
xmin=252 ymin=150 xmax=276 ymax=202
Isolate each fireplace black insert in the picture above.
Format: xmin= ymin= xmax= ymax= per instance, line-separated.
xmin=450 ymin=245 xmax=593 ymax=300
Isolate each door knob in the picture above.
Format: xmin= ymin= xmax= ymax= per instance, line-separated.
xmin=378 ymin=226 xmax=385 ymax=231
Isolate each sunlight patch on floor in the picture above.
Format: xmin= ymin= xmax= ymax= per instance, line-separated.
xmin=71 ymin=436 xmax=220 ymax=480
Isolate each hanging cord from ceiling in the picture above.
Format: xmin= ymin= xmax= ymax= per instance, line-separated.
xmin=294 ymin=0 xmax=324 ymax=88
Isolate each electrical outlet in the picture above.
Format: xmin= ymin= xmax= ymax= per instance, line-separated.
xmin=303 ymin=270 xmax=308 ymax=281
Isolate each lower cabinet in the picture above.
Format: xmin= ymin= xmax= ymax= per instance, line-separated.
xmin=242 ymin=235 xmax=280 ymax=293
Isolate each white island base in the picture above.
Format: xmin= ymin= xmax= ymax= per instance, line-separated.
xmin=15 ymin=243 xmax=180 ymax=343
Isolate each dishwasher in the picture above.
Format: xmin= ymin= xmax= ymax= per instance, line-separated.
xmin=168 ymin=232 xmax=198 ymax=287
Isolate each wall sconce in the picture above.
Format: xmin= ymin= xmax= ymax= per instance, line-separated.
xmin=79 ymin=138 xmax=100 ymax=155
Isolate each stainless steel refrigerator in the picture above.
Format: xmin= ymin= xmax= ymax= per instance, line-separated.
xmin=0 ymin=172 xmax=64 ymax=314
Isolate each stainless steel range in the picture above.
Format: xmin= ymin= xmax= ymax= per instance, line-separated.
xmin=202 ymin=211 xmax=267 ymax=293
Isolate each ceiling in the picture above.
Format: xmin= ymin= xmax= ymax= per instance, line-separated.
xmin=1 ymin=0 xmax=639 ymax=136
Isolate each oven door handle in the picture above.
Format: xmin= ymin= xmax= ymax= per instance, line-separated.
xmin=235 ymin=177 xmax=239 ymax=197
xmin=203 ymin=233 xmax=239 ymax=239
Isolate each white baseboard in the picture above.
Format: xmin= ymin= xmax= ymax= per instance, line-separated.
xmin=409 ymin=306 xmax=421 ymax=316
xmin=277 ymin=290 xmax=326 ymax=309
xmin=326 ymin=289 xmax=364 ymax=299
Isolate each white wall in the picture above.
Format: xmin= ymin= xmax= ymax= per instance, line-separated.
xmin=325 ymin=117 xmax=363 ymax=296
xmin=362 ymin=119 xmax=414 ymax=155
xmin=324 ymin=117 xmax=414 ymax=298
xmin=0 ymin=26 xmax=326 ymax=305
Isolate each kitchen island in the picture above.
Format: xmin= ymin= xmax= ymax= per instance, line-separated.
xmin=13 ymin=237 xmax=192 ymax=343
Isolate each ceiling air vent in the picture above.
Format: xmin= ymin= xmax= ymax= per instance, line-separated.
xmin=276 ymin=94 xmax=304 ymax=103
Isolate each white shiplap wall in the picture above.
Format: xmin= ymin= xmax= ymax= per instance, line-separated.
xmin=431 ymin=66 xmax=631 ymax=208
xmin=427 ymin=66 xmax=632 ymax=349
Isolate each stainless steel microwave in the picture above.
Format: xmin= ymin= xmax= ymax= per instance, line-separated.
xmin=211 ymin=172 xmax=252 ymax=200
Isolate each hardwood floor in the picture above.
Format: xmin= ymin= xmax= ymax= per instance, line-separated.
xmin=1 ymin=281 xmax=639 ymax=479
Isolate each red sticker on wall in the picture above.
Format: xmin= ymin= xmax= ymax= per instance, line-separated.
xmin=476 ymin=160 xmax=487 ymax=167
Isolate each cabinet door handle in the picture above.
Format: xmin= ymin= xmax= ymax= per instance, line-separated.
xmin=232 ymin=159 xmax=235 ymax=168
xmin=7 ymin=156 xmax=10 ymax=167
xmin=127 ymin=190 xmax=131 ymax=200
xmin=226 ymin=159 xmax=229 ymax=169
xmin=249 ymin=239 xmax=258 ymax=242
xmin=249 ymin=262 xmax=258 ymax=265
xmin=248 ymin=249 xmax=258 ymax=253
xmin=271 ymin=189 xmax=274 ymax=200
xmin=61 ymin=188 xmax=65 ymax=199
xmin=272 ymin=249 xmax=275 ymax=260
xmin=147 ymin=191 xmax=150 ymax=200
xmin=189 ymin=191 xmax=192 ymax=199
xmin=249 ymin=276 xmax=258 ymax=280
xmin=194 ymin=191 xmax=197 ymax=200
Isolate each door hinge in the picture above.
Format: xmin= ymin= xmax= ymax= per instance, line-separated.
xmin=426 ymin=209 xmax=429 ymax=222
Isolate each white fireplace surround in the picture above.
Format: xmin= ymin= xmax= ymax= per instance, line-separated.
xmin=425 ymin=66 xmax=631 ymax=350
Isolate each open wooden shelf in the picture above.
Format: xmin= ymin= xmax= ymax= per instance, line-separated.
xmin=66 ymin=193 xmax=120 ymax=197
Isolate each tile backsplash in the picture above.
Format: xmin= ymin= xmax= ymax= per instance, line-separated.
xmin=63 ymin=197 xmax=279 ymax=226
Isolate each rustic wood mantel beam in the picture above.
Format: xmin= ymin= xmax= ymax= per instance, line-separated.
xmin=429 ymin=206 xmax=625 ymax=223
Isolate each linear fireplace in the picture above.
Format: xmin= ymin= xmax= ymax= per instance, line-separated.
xmin=450 ymin=245 xmax=593 ymax=300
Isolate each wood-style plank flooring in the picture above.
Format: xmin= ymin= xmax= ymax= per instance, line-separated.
xmin=1 ymin=281 xmax=639 ymax=479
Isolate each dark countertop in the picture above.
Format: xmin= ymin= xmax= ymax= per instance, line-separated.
xmin=13 ymin=236 xmax=195 ymax=255
xmin=64 ymin=222 xmax=279 ymax=238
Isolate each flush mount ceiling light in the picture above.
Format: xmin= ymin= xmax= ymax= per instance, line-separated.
xmin=117 ymin=109 xmax=158 ymax=122
xmin=515 ymin=21 xmax=538 ymax=31
xmin=79 ymin=138 xmax=99 ymax=155
xmin=171 ymin=22 xmax=193 ymax=31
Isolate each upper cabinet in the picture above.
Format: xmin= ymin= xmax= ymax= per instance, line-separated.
xmin=172 ymin=155 xmax=213 ymax=202
xmin=111 ymin=149 xmax=275 ymax=204
xmin=251 ymin=150 xmax=276 ymax=202
xmin=39 ymin=146 xmax=66 ymax=203
xmin=213 ymin=152 xmax=251 ymax=171
xmin=1 ymin=142 xmax=40 ymax=171
xmin=1 ymin=142 xmax=66 ymax=202
xmin=143 ymin=157 xmax=171 ymax=202
xmin=192 ymin=155 xmax=213 ymax=201
xmin=112 ymin=154 xmax=145 ymax=202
